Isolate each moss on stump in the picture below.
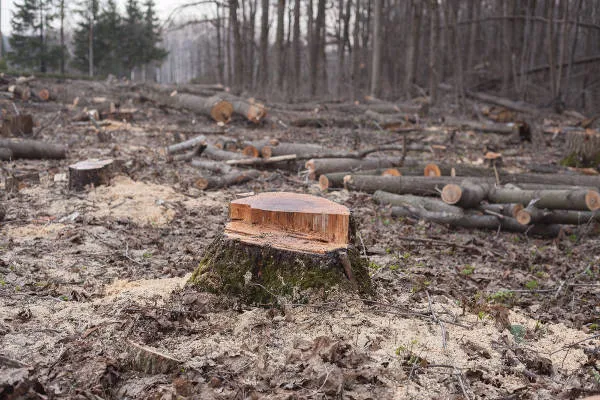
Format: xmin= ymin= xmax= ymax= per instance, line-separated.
xmin=188 ymin=234 xmax=373 ymax=304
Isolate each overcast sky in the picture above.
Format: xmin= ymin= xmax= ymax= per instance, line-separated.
xmin=1 ymin=0 xmax=201 ymax=34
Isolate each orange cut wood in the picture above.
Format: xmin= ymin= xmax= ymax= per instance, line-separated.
xmin=225 ymin=192 xmax=350 ymax=253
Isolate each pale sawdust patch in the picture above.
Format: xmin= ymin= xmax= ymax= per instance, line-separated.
xmin=3 ymin=223 xmax=67 ymax=239
xmin=103 ymin=274 xmax=190 ymax=302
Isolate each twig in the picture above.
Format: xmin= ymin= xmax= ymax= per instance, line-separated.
xmin=426 ymin=291 xmax=447 ymax=350
xmin=226 ymin=154 xmax=296 ymax=166
xmin=550 ymin=333 xmax=600 ymax=355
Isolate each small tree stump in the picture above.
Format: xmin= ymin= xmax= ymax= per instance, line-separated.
xmin=188 ymin=192 xmax=372 ymax=304
xmin=68 ymin=159 xmax=116 ymax=191
xmin=564 ymin=129 xmax=600 ymax=168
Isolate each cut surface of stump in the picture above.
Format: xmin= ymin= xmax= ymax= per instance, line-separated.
xmin=189 ymin=192 xmax=372 ymax=304
xmin=69 ymin=159 xmax=116 ymax=191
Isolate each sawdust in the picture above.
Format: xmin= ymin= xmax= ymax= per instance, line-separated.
xmin=88 ymin=175 xmax=178 ymax=226
xmin=3 ymin=223 xmax=67 ymax=239
xmin=104 ymin=275 xmax=189 ymax=301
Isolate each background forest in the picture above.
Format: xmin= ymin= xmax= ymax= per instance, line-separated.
xmin=4 ymin=0 xmax=600 ymax=113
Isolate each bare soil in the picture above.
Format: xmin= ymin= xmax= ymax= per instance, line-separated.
xmin=1 ymin=90 xmax=599 ymax=399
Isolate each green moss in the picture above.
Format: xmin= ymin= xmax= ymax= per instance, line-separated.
xmin=188 ymin=234 xmax=373 ymax=305
xmin=561 ymin=151 xmax=600 ymax=168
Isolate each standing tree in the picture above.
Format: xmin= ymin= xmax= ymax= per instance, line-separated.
xmin=96 ymin=0 xmax=123 ymax=76
xmin=72 ymin=0 xmax=100 ymax=76
xmin=140 ymin=0 xmax=168 ymax=80
xmin=370 ymin=0 xmax=382 ymax=97
xmin=9 ymin=0 xmax=61 ymax=72
xmin=123 ymin=0 xmax=144 ymax=77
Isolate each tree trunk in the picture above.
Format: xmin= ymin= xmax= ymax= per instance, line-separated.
xmin=373 ymin=190 xmax=463 ymax=214
xmin=0 ymin=139 xmax=67 ymax=159
xmin=69 ymin=159 xmax=116 ymax=191
xmin=230 ymin=0 xmax=244 ymax=89
xmin=305 ymin=156 xmax=411 ymax=179
xmin=428 ymin=0 xmax=439 ymax=105
xmin=370 ymin=0 xmax=383 ymax=97
xmin=275 ymin=0 xmax=286 ymax=90
xmin=293 ymin=0 xmax=301 ymax=91
xmin=194 ymin=169 xmax=261 ymax=190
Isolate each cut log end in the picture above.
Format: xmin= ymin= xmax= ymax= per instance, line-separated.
xmin=319 ymin=175 xmax=330 ymax=191
xmin=424 ymin=163 xmax=442 ymax=177
xmin=228 ymin=192 xmax=350 ymax=250
xmin=585 ymin=190 xmax=600 ymax=211
xmin=38 ymin=89 xmax=50 ymax=101
xmin=441 ymin=184 xmax=463 ymax=205
xmin=242 ymin=145 xmax=260 ymax=158
xmin=381 ymin=168 xmax=401 ymax=176
xmin=261 ymin=145 xmax=273 ymax=158
xmin=516 ymin=209 xmax=532 ymax=225
xmin=247 ymin=104 xmax=267 ymax=123
xmin=194 ymin=177 xmax=209 ymax=190
xmin=210 ymin=100 xmax=234 ymax=123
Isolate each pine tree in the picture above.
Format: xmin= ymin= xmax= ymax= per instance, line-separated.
xmin=72 ymin=0 xmax=99 ymax=76
xmin=96 ymin=0 xmax=123 ymax=75
xmin=122 ymin=0 xmax=144 ymax=74
xmin=141 ymin=0 xmax=167 ymax=66
xmin=9 ymin=0 xmax=61 ymax=72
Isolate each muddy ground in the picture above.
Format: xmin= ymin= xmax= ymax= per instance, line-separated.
xmin=0 ymin=86 xmax=599 ymax=399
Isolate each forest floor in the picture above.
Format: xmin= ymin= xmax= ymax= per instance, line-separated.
xmin=0 ymin=82 xmax=599 ymax=399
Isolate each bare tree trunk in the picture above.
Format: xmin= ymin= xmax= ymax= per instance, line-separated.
xmin=352 ymin=0 xmax=361 ymax=98
xmin=547 ymin=0 xmax=557 ymax=99
xmin=216 ymin=4 xmax=225 ymax=84
xmin=59 ymin=0 xmax=65 ymax=75
xmin=308 ymin=0 xmax=315 ymax=93
xmin=275 ymin=0 xmax=286 ymax=90
xmin=565 ymin=0 xmax=582 ymax=106
xmin=501 ymin=0 xmax=511 ymax=96
xmin=259 ymin=0 xmax=269 ymax=88
xmin=370 ymin=0 xmax=382 ymax=97
xmin=88 ymin=15 xmax=94 ymax=77
xmin=555 ymin=0 xmax=569 ymax=109
xmin=293 ymin=0 xmax=301 ymax=91
xmin=466 ymin=0 xmax=478 ymax=73
xmin=247 ymin=0 xmax=257 ymax=88
xmin=428 ymin=0 xmax=439 ymax=106
xmin=310 ymin=0 xmax=326 ymax=95
xmin=230 ymin=0 xmax=244 ymax=89
xmin=404 ymin=0 xmax=421 ymax=98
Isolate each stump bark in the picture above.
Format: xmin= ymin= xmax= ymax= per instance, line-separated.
xmin=564 ymin=129 xmax=600 ymax=167
xmin=69 ymin=159 xmax=116 ymax=191
xmin=188 ymin=192 xmax=373 ymax=304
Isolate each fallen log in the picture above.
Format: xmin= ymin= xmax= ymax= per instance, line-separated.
xmin=188 ymin=192 xmax=372 ymax=303
xmin=0 ymin=148 xmax=13 ymax=160
xmin=441 ymin=181 xmax=491 ymax=208
xmin=465 ymin=89 xmax=540 ymax=115
xmin=262 ymin=142 xmax=324 ymax=158
xmin=344 ymin=175 xmax=464 ymax=195
xmin=364 ymin=110 xmax=411 ymax=129
xmin=516 ymin=208 xmax=600 ymax=225
xmin=166 ymin=135 xmax=207 ymax=154
xmin=305 ymin=157 xmax=413 ymax=180
xmin=144 ymin=91 xmax=233 ymax=123
xmin=488 ymin=187 xmax=600 ymax=211
xmin=190 ymin=159 xmax=233 ymax=174
xmin=221 ymin=94 xmax=267 ymax=123
xmin=479 ymin=203 xmax=524 ymax=218
xmin=373 ymin=190 xmax=463 ymax=214
xmin=444 ymin=117 xmax=518 ymax=135
xmin=0 ymin=139 xmax=66 ymax=159
xmin=391 ymin=205 xmax=564 ymax=237
xmin=194 ymin=169 xmax=261 ymax=190
xmin=170 ymin=143 xmax=206 ymax=162
xmin=226 ymin=154 xmax=297 ymax=166
xmin=289 ymin=115 xmax=363 ymax=128
xmin=319 ymin=169 xmax=402 ymax=191
xmin=203 ymin=145 xmax=248 ymax=161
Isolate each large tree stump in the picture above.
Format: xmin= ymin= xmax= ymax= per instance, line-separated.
xmin=188 ymin=192 xmax=373 ymax=304
xmin=563 ymin=129 xmax=600 ymax=167
xmin=69 ymin=159 xmax=116 ymax=191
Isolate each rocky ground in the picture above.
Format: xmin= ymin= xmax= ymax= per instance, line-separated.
xmin=0 ymin=84 xmax=599 ymax=399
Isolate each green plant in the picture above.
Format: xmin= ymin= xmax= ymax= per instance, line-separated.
xmin=142 ymin=251 xmax=153 ymax=259
xmin=490 ymin=289 xmax=514 ymax=302
xmin=389 ymin=264 xmax=400 ymax=271
xmin=509 ymin=324 xmax=526 ymax=343
xmin=525 ymin=280 xmax=538 ymax=290
xmin=461 ymin=265 xmax=475 ymax=276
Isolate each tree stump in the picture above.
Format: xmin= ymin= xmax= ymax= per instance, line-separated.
xmin=563 ymin=129 xmax=600 ymax=168
xmin=188 ymin=192 xmax=373 ymax=304
xmin=68 ymin=159 xmax=116 ymax=191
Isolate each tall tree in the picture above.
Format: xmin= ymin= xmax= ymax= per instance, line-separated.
xmin=369 ymin=0 xmax=382 ymax=97
xmin=258 ymin=0 xmax=269 ymax=87
xmin=123 ymin=0 xmax=144 ymax=76
xmin=275 ymin=0 xmax=286 ymax=89
xmin=96 ymin=0 xmax=123 ymax=75
xmin=141 ymin=0 xmax=167 ymax=79
xmin=292 ymin=0 xmax=301 ymax=90
xmin=9 ymin=0 xmax=61 ymax=72
xmin=230 ymin=0 xmax=243 ymax=89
